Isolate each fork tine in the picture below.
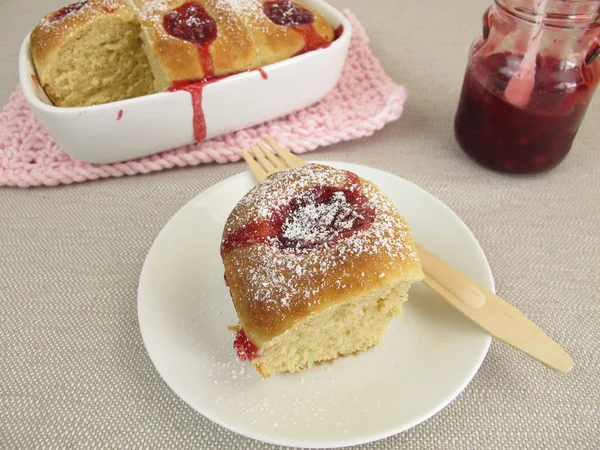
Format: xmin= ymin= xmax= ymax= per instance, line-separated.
xmin=256 ymin=141 xmax=287 ymax=171
xmin=264 ymin=135 xmax=307 ymax=168
xmin=241 ymin=148 xmax=268 ymax=181
xmin=250 ymin=144 xmax=277 ymax=176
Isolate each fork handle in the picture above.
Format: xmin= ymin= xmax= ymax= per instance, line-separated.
xmin=416 ymin=243 xmax=574 ymax=373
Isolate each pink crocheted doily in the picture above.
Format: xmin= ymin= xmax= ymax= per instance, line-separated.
xmin=0 ymin=11 xmax=406 ymax=187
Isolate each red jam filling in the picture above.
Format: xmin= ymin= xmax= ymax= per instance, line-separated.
xmin=220 ymin=171 xmax=375 ymax=254
xmin=274 ymin=184 xmax=375 ymax=250
xmin=50 ymin=0 xmax=88 ymax=22
xmin=233 ymin=328 xmax=260 ymax=361
xmin=163 ymin=2 xmax=217 ymax=46
xmin=334 ymin=24 xmax=344 ymax=40
xmin=163 ymin=2 xmax=217 ymax=77
xmin=221 ymin=219 xmax=277 ymax=254
xmin=263 ymin=0 xmax=315 ymax=26
xmin=455 ymin=53 xmax=596 ymax=173
xmin=263 ymin=0 xmax=330 ymax=54
xmin=163 ymin=3 xmax=222 ymax=142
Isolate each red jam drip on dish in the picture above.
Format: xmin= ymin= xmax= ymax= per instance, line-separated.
xmin=163 ymin=2 xmax=217 ymax=78
xmin=50 ymin=0 xmax=88 ymax=22
xmin=168 ymin=77 xmax=222 ymax=141
xmin=455 ymin=53 xmax=595 ymax=173
xmin=220 ymin=171 xmax=375 ymax=254
xmin=116 ymin=109 xmax=123 ymax=120
xmin=233 ymin=328 xmax=260 ymax=361
xmin=169 ymin=68 xmax=268 ymax=141
xmin=253 ymin=68 xmax=269 ymax=80
xmin=263 ymin=1 xmax=330 ymax=54
xmin=169 ymin=81 xmax=207 ymax=141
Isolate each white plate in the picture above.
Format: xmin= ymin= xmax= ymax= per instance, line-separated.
xmin=138 ymin=161 xmax=493 ymax=448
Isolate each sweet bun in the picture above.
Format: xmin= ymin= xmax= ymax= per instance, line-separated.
xmin=30 ymin=0 xmax=149 ymax=107
xmin=30 ymin=0 xmax=335 ymax=107
xmin=220 ymin=164 xmax=424 ymax=378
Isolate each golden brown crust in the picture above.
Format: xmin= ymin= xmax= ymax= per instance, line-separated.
xmin=136 ymin=0 xmax=333 ymax=83
xmin=252 ymin=0 xmax=333 ymax=67
xmin=135 ymin=0 xmax=253 ymax=82
xmin=221 ymin=164 xmax=424 ymax=345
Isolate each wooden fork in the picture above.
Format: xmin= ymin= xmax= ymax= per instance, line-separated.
xmin=241 ymin=136 xmax=574 ymax=373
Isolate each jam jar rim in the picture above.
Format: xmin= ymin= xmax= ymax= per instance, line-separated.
xmin=494 ymin=0 xmax=600 ymax=29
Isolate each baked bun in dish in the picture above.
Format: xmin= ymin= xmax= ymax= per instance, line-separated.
xmin=30 ymin=0 xmax=335 ymax=107
xmin=220 ymin=163 xmax=424 ymax=378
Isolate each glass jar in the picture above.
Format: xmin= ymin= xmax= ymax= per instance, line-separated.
xmin=454 ymin=0 xmax=600 ymax=173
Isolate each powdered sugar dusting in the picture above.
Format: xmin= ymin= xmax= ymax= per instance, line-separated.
xmin=137 ymin=0 xmax=265 ymax=38
xmin=186 ymin=14 xmax=204 ymax=28
xmin=136 ymin=0 xmax=165 ymax=24
xmin=214 ymin=0 xmax=263 ymax=20
xmin=211 ymin=0 xmax=266 ymax=54
xmin=221 ymin=164 xmax=420 ymax=334
xmin=135 ymin=0 xmax=274 ymax=75
xmin=229 ymin=164 xmax=345 ymax=226
xmin=282 ymin=191 xmax=363 ymax=244
xmin=34 ymin=0 xmax=128 ymax=48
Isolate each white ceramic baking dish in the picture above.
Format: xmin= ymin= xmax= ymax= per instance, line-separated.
xmin=18 ymin=0 xmax=351 ymax=164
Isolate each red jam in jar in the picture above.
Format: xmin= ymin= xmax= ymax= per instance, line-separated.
xmin=454 ymin=0 xmax=600 ymax=174
xmin=455 ymin=53 xmax=596 ymax=173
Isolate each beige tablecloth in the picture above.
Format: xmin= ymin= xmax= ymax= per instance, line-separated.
xmin=1 ymin=0 xmax=599 ymax=448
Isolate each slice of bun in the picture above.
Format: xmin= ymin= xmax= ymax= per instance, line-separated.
xmin=220 ymin=164 xmax=424 ymax=378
